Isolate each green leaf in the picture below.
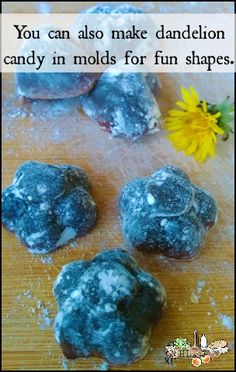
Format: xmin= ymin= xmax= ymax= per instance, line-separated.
xmin=207 ymin=97 xmax=234 ymax=140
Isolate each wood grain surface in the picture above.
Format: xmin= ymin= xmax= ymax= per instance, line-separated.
xmin=2 ymin=2 xmax=234 ymax=371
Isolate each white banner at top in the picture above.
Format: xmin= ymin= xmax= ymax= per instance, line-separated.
xmin=1 ymin=13 xmax=235 ymax=73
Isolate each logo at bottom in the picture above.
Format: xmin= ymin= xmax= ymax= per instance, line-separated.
xmin=164 ymin=329 xmax=229 ymax=367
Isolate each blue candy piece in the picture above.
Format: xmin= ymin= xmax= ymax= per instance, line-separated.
xmin=119 ymin=165 xmax=217 ymax=259
xmin=15 ymin=25 xmax=99 ymax=100
xmin=16 ymin=72 xmax=99 ymax=100
xmin=83 ymin=4 xmax=143 ymax=14
xmin=53 ymin=248 xmax=166 ymax=364
xmin=80 ymin=71 xmax=161 ymax=140
xmin=2 ymin=161 xmax=97 ymax=254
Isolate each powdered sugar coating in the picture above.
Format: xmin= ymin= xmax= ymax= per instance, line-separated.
xmin=15 ymin=25 xmax=99 ymax=100
xmin=53 ymin=248 xmax=166 ymax=365
xmin=119 ymin=165 xmax=217 ymax=259
xmin=2 ymin=161 xmax=96 ymax=253
xmin=80 ymin=71 xmax=161 ymax=140
xmin=83 ymin=4 xmax=144 ymax=14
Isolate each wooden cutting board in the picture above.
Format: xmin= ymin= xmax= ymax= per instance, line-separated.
xmin=2 ymin=2 xmax=234 ymax=371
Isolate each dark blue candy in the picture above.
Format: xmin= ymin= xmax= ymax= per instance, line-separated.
xmin=54 ymin=248 xmax=166 ymax=365
xmin=2 ymin=161 xmax=97 ymax=253
xmin=119 ymin=165 xmax=217 ymax=259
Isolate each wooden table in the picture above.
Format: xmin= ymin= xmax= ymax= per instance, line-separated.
xmin=2 ymin=2 xmax=234 ymax=370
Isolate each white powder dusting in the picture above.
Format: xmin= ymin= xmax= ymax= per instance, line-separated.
xmin=197 ymin=279 xmax=206 ymax=293
xmin=13 ymin=289 xmax=54 ymax=332
xmin=104 ymin=304 xmax=114 ymax=313
xmin=16 ymin=289 xmax=33 ymax=301
xmin=210 ymin=298 xmax=217 ymax=307
xmin=40 ymin=256 xmax=54 ymax=265
xmin=69 ymin=241 xmax=78 ymax=249
xmin=37 ymin=301 xmax=54 ymax=331
xmin=40 ymin=202 xmax=50 ymax=211
xmin=11 ymin=187 xmax=23 ymax=199
xmin=160 ymin=218 xmax=168 ymax=227
xmin=56 ymin=227 xmax=77 ymax=247
xmin=98 ymin=361 xmax=110 ymax=370
xmin=26 ymin=231 xmax=45 ymax=246
xmin=70 ymin=289 xmax=82 ymax=299
xmin=147 ymin=193 xmax=155 ymax=205
xmin=190 ymin=279 xmax=206 ymax=304
xmin=218 ymin=314 xmax=234 ymax=330
xmin=60 ymin=356 xmax=68 ymax=370
xmin=3 ymin=82 xmax=82 ymax=150
xmin=98 ymin=270 xmax=131 ymax=296
xmin=37 ymin=184 xmax=47 ymax=194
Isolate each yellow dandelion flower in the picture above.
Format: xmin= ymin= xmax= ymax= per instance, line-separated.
xmin=164 ymin=86 xmax=233 ymax=163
